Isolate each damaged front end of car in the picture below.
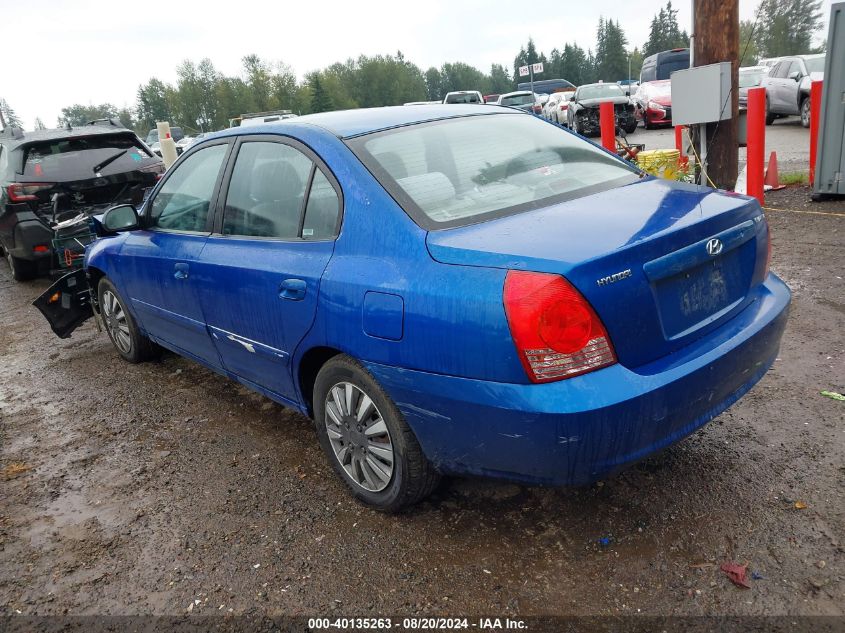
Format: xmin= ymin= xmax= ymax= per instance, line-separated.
xmin=32 ymin=204 xmax=140 ymax=339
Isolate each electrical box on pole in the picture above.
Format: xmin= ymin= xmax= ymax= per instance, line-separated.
xmin=671 ymin=63 xmax=733 ymax=125
xmin=813 ymin=2 xmax=845 ymax=198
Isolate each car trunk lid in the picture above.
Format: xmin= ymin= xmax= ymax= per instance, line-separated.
xmin=426 ymin=177 xmax=769 ymax=368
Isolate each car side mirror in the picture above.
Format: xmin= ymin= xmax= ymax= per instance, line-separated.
xmin=789 ymin=71 xmax=800 ymax=81
xmin=569 ymin=95 xmax=575 ymax=101
xmin=102 ymin=204 xmax=140 ymax=232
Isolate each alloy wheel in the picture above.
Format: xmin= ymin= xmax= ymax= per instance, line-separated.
xmin=101 ymin=290 xmax=132 ymax=354
xmin=801 ymin=100 xmax=811 ymax=127
xmin=324 ymin=382 xmax=394 ymax=492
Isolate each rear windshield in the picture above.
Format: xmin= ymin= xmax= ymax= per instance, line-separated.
xmin=445 ymin=93 xmax=481 ymax=104
xmin=804 ymin=56 xmax=825 ymax=73
xmin=22 ymin=134 xmax=153 ymax=179
xmin=739 ymin=70 xmax=764 ymax=88
xmin=500 ymin=94 xmax=535 ymax=106
xmin=349 ymin=113 xmax=639 ymax=229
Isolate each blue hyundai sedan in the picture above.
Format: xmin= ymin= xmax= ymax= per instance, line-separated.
xmin=35 ymin=105 xmax=790 ymax=511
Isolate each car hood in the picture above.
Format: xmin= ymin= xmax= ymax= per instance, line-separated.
xmin=647 ymin=95 xmax=672 ymax=107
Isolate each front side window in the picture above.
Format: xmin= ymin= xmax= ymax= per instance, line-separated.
xmin=222 ymin=142 xmax=313 ymax=239
xmin=149 ymin=143 xmax=227 ymax=232
xmin=350 ymin=113 xmax=639 ymax=228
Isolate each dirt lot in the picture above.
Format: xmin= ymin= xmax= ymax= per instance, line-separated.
xmin=0 ymin=186 xmax=843 ymax=622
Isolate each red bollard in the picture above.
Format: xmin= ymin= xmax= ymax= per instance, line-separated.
xmin=674 ymin=125 xmax=689 ymax=167
xmin=746 ymin=87 xmax=766 ymax=204
xmin=600 ymin=101 xmax=615 ymax=152
xmin=809 ymin=80 xmax=823 ymax=187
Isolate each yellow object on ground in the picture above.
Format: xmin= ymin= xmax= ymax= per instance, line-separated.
xmin=637 ymin=149 xmax=681 ymax=180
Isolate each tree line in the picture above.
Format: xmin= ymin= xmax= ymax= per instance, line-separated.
xmin=1 ymin=0 xmax=824 ymax=135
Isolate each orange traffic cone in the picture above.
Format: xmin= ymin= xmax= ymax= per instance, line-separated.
xmin=764 ymin=152 xmax=786 ymax=190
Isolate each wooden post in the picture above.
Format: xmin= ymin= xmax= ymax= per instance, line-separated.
xmin=693 ymin=0 xmax=739 ymax=189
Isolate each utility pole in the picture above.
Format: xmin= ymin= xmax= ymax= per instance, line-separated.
xmin=692 ymin=0 xmax=740 ymax=189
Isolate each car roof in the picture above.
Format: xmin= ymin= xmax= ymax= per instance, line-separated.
xmin=229 ymin=105 xmax=512 ymax=139
xmin=499 ymin=91 xmax=533 ymax=98
xmin=0 ymin=124 xmax=137 ymax=149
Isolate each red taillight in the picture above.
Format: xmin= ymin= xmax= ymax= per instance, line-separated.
xmin=7 ymin=183 xmax=53 ymax=202
xmin=504 ymin=271 xmax=617 ymax=383
xmin=561 ymin=104 xmax=568 ymax=110
xmin=32 ymin=244 xmax=50 ymax=253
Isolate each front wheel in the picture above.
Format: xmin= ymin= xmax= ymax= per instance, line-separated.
xmin=800 ymin=96 xmax=811 ymax=128
xmin=313 ymin=355 xmax=440 ymax=512
xmin=98 ymin=278 xmax=161 ymax=363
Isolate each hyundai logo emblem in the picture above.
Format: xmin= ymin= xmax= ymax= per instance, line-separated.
xmin=706 ymin=238 xmax=723 ymax=256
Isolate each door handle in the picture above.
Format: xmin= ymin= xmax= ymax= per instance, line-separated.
xmin=174 ymin=263 xmax=189 ymax=280
xmin=279 ymin=278 xmax=306 ymax=301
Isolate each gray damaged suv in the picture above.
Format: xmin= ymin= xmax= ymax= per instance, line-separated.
xmin=762 ymin=54 xmax=825 ymax=128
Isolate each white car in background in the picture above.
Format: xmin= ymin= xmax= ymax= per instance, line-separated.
xmin=496 ymin=91 xmax=543 ymax=115
xmin=542 ymin=92 xmax=572 ymax=125
xmin=443 ymin=91 xmax=484 ymax=104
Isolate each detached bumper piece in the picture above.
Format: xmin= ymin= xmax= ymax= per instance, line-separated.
xmin=33 ymin=269 xmax=94 ymax=339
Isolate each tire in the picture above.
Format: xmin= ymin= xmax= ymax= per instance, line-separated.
xmin=765 ymin=99 xmax=776 ymax=126
xmin=5 ymin=249 xmax=36 ymax=282
xmin=97 ymin=277 xmax=161 ymax=363
xmin=313 ymin=355 xmax=440 ymax=512
xmin=800 ymin=96 xmax=811 ymax=128
xmin=624 ymin=122 xmax=638 ymax=135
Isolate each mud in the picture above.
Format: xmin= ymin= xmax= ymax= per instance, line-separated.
xmin=1 ymin=186 xmax=842 ymax=617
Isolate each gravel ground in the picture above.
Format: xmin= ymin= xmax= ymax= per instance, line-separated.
xmin=0 ymin=186 xmax=842 ymax=620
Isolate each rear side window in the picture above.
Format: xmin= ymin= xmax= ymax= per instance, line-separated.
xmin=350 ymin=113 xmax=639 ymax=229
xmin=150 ymin=144 xmax=227 ymax=232
xmin=22 ymin=134 xmax=153 ymax=179
xmin=302 ymin=170 xmax=340 ymax=240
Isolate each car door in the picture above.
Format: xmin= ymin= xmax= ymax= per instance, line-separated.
xmin=193 ymin=136 xmax=341 ymax=402
xmin=781 ymin=61 xmax=802 ymax=114
xmin=118 ymin=140 xmax=231 ymax=367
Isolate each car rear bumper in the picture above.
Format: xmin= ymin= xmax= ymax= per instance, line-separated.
xmin=365 ymin=273 xmax=790 ymax=486
xmin=8 ymin=219 xmax=55 ymax=266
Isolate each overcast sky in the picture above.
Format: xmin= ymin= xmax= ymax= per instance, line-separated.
xmin=2 ymin=0 xmax=834 ymax=129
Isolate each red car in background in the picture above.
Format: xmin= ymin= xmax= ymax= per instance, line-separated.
xmin=636 ymin=80 xmax=672 ymax=128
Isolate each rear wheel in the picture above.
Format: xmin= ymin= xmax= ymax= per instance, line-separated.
xmin=765 ymin=98 xmax=776 ymax=125
xmin=800 ymin=96 xmax=811 ymax=128
xmin=98 ymin=277 xmax=161 ymax=363
xmin=313 ymin=355 xmax=440 ymax=512
xmin=5 ymin=249 xmax=36 ymax=282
